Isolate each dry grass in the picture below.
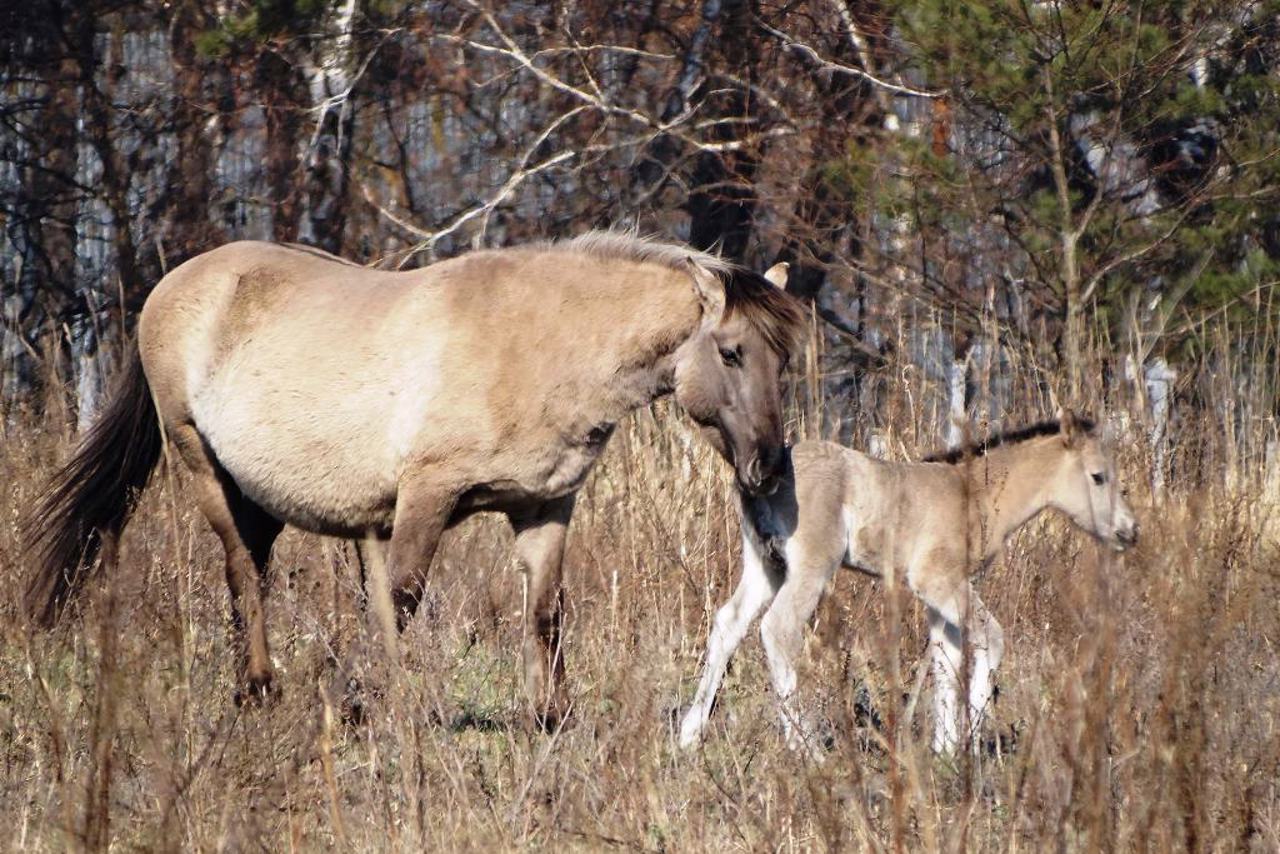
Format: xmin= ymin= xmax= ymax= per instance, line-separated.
xmin=2 ymin=355 xmax=1279 ymax=852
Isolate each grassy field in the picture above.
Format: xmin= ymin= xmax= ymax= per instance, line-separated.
xmin=2 ymin=379 xmax=1279 ymax=851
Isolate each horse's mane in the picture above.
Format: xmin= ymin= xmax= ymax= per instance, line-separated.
xmin=552 ymin=230 xmax=806 ymax=356
xmin=922 ymin=416 xmax=1097 ymax=464
xmin=556 ymin=230 xmax=735 ymax=277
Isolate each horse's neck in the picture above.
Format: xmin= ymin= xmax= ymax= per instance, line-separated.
xmin=589 ymin=267 xmax=700 ymax=414
xmin=967 ymin=439 xmax=1061 ymax=558
xmin=612 ymin=351 xmax=681 ymax=414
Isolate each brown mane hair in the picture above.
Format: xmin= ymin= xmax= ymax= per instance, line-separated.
xmin=922 ymin=416 xmax=1097 ymax=464
xmin=552 ymin=230 xmax=806 ymax=357
xmin=720 ymin=267 xmax=807 ymax=357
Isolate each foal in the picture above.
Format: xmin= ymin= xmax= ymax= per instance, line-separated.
xmin=680 ymin=413 xmax=1138 ymax=753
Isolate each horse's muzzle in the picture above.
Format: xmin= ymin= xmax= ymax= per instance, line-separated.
xmin=739 ymin=447 xmax=784 ymax=496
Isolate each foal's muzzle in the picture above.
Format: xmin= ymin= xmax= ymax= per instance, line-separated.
xmin=1114 ymin=523 xmax=1139 ymax=550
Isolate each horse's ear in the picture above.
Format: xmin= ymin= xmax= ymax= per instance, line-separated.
xmin=684 ymin=258 xmax=725 ymax=322
xmin=1058 ymin=408 xmax=1079 ymax=447
xmin=763 ymin=262 xmax=789 ymax=290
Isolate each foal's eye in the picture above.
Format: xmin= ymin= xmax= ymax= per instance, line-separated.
xmin=1091 ymin=472 xmax=1106 ymax=485
xmin=719 ymin=346 xmax=742 ymax=367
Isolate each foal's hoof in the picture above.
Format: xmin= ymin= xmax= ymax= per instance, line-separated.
xmin=677 ymin=711 xmax=705 ymax=749
xmin=234 ymin=671 xmax=279 ymax=707
xmin=337 ymin=677 xmax=375 ymax=727
xmin=529 ymin=703 xmax=571 ymax=734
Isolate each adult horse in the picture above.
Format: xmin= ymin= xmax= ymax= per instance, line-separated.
xmin=24 ymin=232 xmax=804 ymax=722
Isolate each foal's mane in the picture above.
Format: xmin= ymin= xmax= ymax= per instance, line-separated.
xmin=552 ymin=230 xmax=806 ymax=355
xmin=922 ymin=416 xmax=1097 ymax=464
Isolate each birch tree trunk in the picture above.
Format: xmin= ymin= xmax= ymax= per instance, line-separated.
xmin=299 ymin=0 xmax=360 ymax=254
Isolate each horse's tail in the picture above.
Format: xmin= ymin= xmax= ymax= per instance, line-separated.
xmin=23 ymin=341 xmax=163 ymax=626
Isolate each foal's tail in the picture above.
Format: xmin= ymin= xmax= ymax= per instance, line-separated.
xmin=23 ymin=341 xmax=163 ymax=626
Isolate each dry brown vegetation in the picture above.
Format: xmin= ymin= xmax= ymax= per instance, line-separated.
xmin=2 ymin=340 xmax=1279 ymax=853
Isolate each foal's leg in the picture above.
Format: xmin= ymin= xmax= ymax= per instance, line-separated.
xmin=759 ymin=555 xmax=835 ymax=753
xmin=962 ymin=586 xmax=1004 ymax=746
xmin=507 ymin=495 xmax=575 ymax=728
xmin=679 ymin=532 xmax=781 ymax=747
xmin=921 ymin=581 xmax=1004 ymax=753
xmin=925 ymin=607 xmax=964 ymax=754
xmin=172 ymin=424 xmax=283 ymax=700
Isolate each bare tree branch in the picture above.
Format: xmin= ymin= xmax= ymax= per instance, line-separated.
xmin=756 ymin=19 xmax=942 ymax=99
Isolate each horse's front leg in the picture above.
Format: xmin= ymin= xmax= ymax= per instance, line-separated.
xmin=507 ymin=495 xmax=576 ymax=729
xmin=920 ymin=581 xmax=1004 ymax=755
xmin=383 ymin=479 xmax=458 ymax=650
xmin=354 ymin=536 xmax=394 ymax=661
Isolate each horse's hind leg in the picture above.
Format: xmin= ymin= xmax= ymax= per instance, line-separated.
xmin=507 ymin=495 xmax=575 ymax=729
xmin=679 ymin=531 xmax=780 ymax=747
xmin=171 ymin=424 xmax=283 ymax=701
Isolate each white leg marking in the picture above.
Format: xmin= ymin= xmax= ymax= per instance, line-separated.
xmin=759 ymin=549 xmax=835 ymax=756
xmin=928 ymin=606 xmax=963 ymax=754
xmin=680 ymin=533 xmax=778 ymax=748
xmin=965 ymin=589 xmax=1005 ymax=749
xmin=926 ymin=583 xmax=1005 ymax=754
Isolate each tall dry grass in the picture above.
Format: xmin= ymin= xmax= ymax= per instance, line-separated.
xmin=2 ymin=324 xmax=1278 ymax=852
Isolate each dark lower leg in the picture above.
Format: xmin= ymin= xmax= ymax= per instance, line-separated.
xmin=510 ymin=496 xmax=574 ymax=726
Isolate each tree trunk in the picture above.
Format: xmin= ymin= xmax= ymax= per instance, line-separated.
xmin=300 ymin=0 xmax=360 ymax=254
xmin=685 ymin=0 xmax=756 ymax=259
xmin=1044 ymin=66 xmax=1083 ymax=401
xmin=167 ymin=1 xmax=224 ymax=266
xmin=73 ymin=15 xmax=140 ymax=301
xmin=258 ymin=50 xmax=307 ymax=242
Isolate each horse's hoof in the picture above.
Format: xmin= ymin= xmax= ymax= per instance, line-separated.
xmin=338 ymin=677 xmax=368 ymax=727
xmin=234 ymin=671 xmax=279 ymax=707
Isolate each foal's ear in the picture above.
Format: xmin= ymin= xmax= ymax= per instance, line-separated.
xmin=1058 ymin=408 xmax=1080 ymax=448
xmin=684 ymin=258 xmax=725 ymax=322
xmin=763 ymin=262 xmax=790 ymax=289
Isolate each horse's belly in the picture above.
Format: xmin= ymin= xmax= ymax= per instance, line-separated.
xmin=228 ymin=450 xmax=398 ymax=536
xmin=193 ymin=391 xmax=400 ymax=536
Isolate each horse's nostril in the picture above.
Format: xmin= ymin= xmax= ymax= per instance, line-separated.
xmin=759 ymin=445 xmax=783 ymax=476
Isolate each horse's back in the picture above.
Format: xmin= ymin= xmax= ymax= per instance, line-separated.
xmin=139 ymin=241 xmax=416 ymax=414
xmin=133 ymin=238 xmax=702 ymax=536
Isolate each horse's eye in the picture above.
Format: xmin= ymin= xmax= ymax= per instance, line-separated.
xmin=719 ymin=346 xmax=742 ymax=367
xmin=1092 ymin=472 xmax=1106 ymax=485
